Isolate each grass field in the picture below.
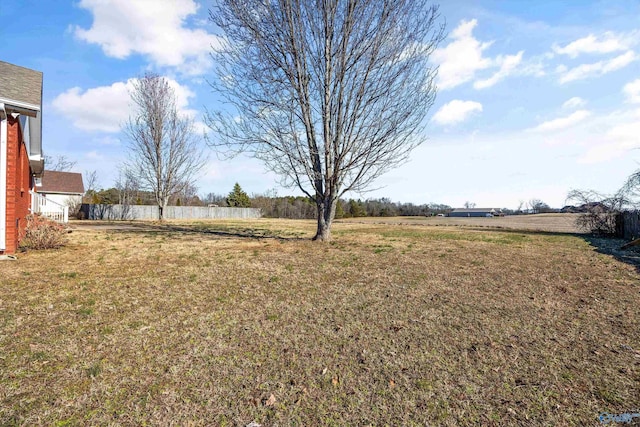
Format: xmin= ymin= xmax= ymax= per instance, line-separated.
xmin=1 ymin=219 xmax=639 ymax=426
xmin=340 ymin=213 xmax=583 ymax=234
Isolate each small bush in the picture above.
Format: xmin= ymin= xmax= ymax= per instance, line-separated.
xmin=567 ymin=189 xmax=627 ymax=236
xmin=19 ymin=214 xmax=68 ymax=250
xmin=575 ymin=209 xmax=618 ymax=236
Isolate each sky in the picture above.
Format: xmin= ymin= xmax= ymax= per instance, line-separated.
xmin=1 ymin=0 xmax=639 ymax=209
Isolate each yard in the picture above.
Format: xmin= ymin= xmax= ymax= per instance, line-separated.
xmin=1 ymin=218 xmax=639 ymax=426
xmin=340 ymin=213 xmax=583 ymax=234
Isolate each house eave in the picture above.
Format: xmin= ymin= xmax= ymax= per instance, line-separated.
xmin=0 ymin=97 xmax=40 ymax=117
xmin=16 ymin=111 xmax=43 ymax=177
xmin=38 ymin=190 xmax=83 ymax=196
xmin=29 ymin=155 xmax=44 ymax=177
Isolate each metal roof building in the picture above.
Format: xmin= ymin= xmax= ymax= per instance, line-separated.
xmin=449 ymin=208 xmax=502 ymax=217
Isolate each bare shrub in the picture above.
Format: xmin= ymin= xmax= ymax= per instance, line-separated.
xmin=19 ymin=214 xmax=68 ymax=250
xmin=567 ymin=189 xmax=628 ymax=235
xmin=66 ymin=198 xmax=83 ymax=220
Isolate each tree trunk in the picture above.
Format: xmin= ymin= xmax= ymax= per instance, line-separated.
xmin=158 ymin=198 xmax=168 ymax=221
xmin=313 ymin=198 xmax=336 ymax=241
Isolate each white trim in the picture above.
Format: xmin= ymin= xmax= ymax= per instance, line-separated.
xmin=38 ymin=191 xmax=84 ymax=196
xmin=0 ymin=97 xmax=40 ymax=114
xmin=30 ymin=190 xmax=69 ymax=223
xmin=0 ymin=104 xmax=7 ymax=251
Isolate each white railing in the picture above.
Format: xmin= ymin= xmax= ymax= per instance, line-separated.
xmin=30 ymin=191 xmax=69 ymax=223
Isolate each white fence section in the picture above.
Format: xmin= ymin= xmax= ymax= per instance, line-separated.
xmin=81 ymin=204 xmax=262 ymax=220
xmin=30 ymin=191 xmax=69 ymax=223
xmin=165 ymin=206 xmax=262 ymax=219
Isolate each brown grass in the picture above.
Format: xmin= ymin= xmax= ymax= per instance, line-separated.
xmin=340 ymin=213 xmax=583 ymax=234
xmin=1 ymin=219 xmax=638 ymax=426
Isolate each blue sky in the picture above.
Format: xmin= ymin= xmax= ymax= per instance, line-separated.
xmin=1 ymin=0 xmax=639 ymax=208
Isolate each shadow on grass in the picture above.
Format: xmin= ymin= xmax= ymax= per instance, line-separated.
xmin=160 ymin=224 xmax=309 ymax=241
xmin=486 ymin=227 xmax=640 ymax=273
xmin=72 ymin=221 xmax=308 ymax=241
xmin=581 ymin=235 xmax=640 ymax=274
xmin=422 ymin=224 xmax=640 ymax=273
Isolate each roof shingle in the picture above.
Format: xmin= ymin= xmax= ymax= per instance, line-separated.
xmin=0 ymin=61 xmax=43 ymax=109
xmin=39 ymin=170 xmax=84 ymax=195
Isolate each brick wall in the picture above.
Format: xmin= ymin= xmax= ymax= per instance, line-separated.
xmin=3 ymin=116 xmax=32 ymax=254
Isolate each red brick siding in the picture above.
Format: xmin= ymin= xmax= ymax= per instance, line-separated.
xmin=3 ymin=116 xmax=32 ymax=254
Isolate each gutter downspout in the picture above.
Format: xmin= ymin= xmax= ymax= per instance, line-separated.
xmin=0 ymin=103 xmax=7 ymax=251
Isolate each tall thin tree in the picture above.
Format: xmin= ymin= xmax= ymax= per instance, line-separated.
xmin=206 ymin=0 xmax=444 ymax=241
xmin=124 ymin=73 xmax=206 ymax=219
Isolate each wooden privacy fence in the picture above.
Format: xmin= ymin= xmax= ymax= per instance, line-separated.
xmin=80 ymin=204 xmax=262 ymax=221
xmin=616 ymin=211 xmax=640 ymax=240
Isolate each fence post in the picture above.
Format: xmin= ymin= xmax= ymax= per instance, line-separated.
xmin=615 ymin=212 xmax=624 ymax=238
xmin=619 ymin=211 xmax=640 ymax=240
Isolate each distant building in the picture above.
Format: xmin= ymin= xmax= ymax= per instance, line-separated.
xmin=449 ymin=208 xmax=503 ymax=217
xmin=38 ymin=170 xmax=84 ymax=207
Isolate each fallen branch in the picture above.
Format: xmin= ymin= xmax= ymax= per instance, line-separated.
xmin=621 ymin=238 xmax=640 ymax=250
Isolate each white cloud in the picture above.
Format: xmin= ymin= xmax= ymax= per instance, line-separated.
xmin=433 ymin=19 xmax=527 ymax=90
xmin=623 ymin=79 xmax=640 ymax=104
xmin=52 ymin=78 xmax=196 ymax=133
xmin=432 ymin=100 xmax=483 ymax=125
xmin=474 ymin=51 xmax=524 ymax=89
xmin=73 ymin=0 xmax=221 ymax=75
xmin=558 ymin=50 xmax=637 ymax=84
xmin=552 ymin=31 xmax=638 ymax=58
xmin=52 ymin=81 xmax=131 ymax=132
xmin=432 ymin=19 xmax=494 ymax=90
xmin=525 ymin=106 xmax=640 ymax=165
xmin=528 ymin=110 xmax=592 ymax=132
xmin=562 ymin=97 xmax=587 ymax=110
xmin=579 ymin=117 xmax=640 ymax=163
xmin=94 ymin=136 xmax=120 ymax=146
xmin=85 ymin=150 xmax=105 ymax=160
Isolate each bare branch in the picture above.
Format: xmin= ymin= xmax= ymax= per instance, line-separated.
xmin=123 ymin=73 xmax=207 ymax=219
xmin=45 ymin=155 xmax=77 ymax=172
xmin=566 ymin=188 xmax=628 ymax=235
xmin=206 ymin=0 xmax=444 ymax=240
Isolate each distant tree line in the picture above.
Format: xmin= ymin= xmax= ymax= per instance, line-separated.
xmin=86 ymin=184 xmax=202 ymax=207
xmin=83 ymin=180 xmax=454 ymax=220
xmin=251 ymin=196 xmax=453 ymax=219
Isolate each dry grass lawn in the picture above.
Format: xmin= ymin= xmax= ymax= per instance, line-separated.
xmin=1 ymin=219 xmax=639 ymax=426
xmin=340 ymin=213 xmax=583 ymax=234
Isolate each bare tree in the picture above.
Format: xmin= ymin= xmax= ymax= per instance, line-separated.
xmin=45 ymin=155 xmax=77 ymax=172
xmin=172 ymin=181 xmax=201 ymax=206
xmin=202 ymin=192 xmax=227 ymax=207
xmin=527 ymin=199 xmax=546 ymax=214
xmin=115 ymin=168 xmax=139 ymax=206
xmin=83 ymin=170 xmax=99 ymax=203
xmin=123 ymin=73 xmax=206 ymax=219
xmin=464 ymin=201 xmax=476 ymax=209
xmin=206 ymin=0 xmax=444 ymax=241
xmin=566 ymin=189 xmax=629 ymax=235
xmin=113 ymin=169 xmax=140 ymax=219
xmin=622 ymin=169 xmax=640 ymax=206
xmin=528 ymin=198 xmax=551 ymax=214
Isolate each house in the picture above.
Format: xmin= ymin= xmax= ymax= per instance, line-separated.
xmin=38 ymin=170 xmax=84 ymax=208
xmin=449 ymin=208 xmax=502 ymax=217
xmin=0 ymin=61 xmax=45 ymax=254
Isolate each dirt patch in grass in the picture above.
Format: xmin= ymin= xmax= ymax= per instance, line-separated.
xmin=1 ymin=219 xmax=638 ymax=426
